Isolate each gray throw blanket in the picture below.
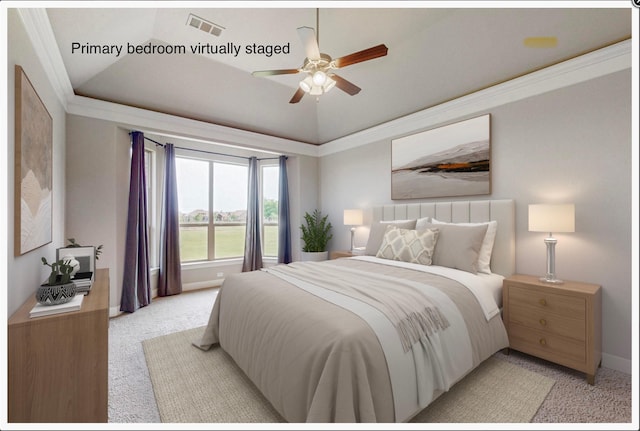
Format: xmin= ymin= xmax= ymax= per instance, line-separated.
xmin=264 ymin=261 xmax=450 ymax=352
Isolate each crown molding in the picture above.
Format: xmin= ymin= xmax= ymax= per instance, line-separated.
xmin=318 ymin=39 xmax=631 ymax=157
xmin=17 ymin=8 xmax=74 ymax=108
xmin=66 ymin=95 xmax=319 ymax=157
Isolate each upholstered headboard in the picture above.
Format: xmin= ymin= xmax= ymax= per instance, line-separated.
xmin=371 ymin=199 xmax=515 ymax=277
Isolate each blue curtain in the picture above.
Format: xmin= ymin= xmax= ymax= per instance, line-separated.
xmin=121 ymin=131 xmax=151 ymax=313
xmin=158 ymin=143 xmax=182 ymax=296
xmin=242 ymin=157 xmax=263 ymax=271
xmin=278 ymin=155 xmax=292 ymax=264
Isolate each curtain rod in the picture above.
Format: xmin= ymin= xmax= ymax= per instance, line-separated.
xmin=129 ymin=131 xmax=284 ymax=161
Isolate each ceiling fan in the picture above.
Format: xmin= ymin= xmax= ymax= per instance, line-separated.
xmin=252 ymin=10 xmax=388 ymax=104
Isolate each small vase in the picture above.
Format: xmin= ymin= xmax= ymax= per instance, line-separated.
xmin=36 ymin=282 xmax=77 ymax=306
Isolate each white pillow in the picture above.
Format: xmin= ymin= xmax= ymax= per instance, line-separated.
xmin=430 ymin=218 xmax=497 ymax=274
xmin=376 ymin=226 xmax=439 ymax=266
xmin=419 ymin=222 xmax=488 ymax=274
xmin=365 ymin=219 xmax=417 ymax=256
xmin=415 ymin=216 xmax=432 ymax=230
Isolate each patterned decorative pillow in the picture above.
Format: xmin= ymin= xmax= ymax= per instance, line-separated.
xmin=376 ymin=226 xmax=439 ymax=265
xmin=365 ymin=219 xmax=417 ymax=256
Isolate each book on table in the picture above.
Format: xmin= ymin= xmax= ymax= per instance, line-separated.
xmin=29 ymin=294 xmax=84 ymax=318
xmin=73 ymin=271 xmax=94 ymax=292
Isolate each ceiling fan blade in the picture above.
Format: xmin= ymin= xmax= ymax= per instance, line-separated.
xmin=252 ymin=69 xmax=300 ymax=77
xmin=297 ymin=26 xmax=321 ymax=60
xmin=332 ymin=74 xmax=361 ymax=96
xmin=333 ymin=44 xmax=388 ymax=69
xmin=289 ymin=87 xmax=305 ymax=104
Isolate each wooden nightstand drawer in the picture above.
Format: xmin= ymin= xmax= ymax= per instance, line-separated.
xmin=508 ymin=303 xmax=585 ymax=340
xmin=502 ymin=274 xmax=602 ymax=385
xmin=508 ymin=284 xmax=585 ymax=319
xmin=508 ymin=323 xmax=586 ymax=365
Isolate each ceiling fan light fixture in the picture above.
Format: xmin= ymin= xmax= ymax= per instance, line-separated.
xmin=312 ymin=70 xmax=327 ymax=86
xmin=299 ymin=76 xmax=313 ymax=93
xmin=323 ymin=75 xmax=336 ymax=92
xmin=309 ymin=85 xmax=323 ymax=96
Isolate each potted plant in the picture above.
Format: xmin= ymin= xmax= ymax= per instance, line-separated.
xmin=300 ymin=209 xmax=333 ymax=261
xmin=36 ymin=257 xmax=78 ymax=305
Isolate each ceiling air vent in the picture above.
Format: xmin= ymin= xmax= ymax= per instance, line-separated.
xmin=187 ymin=13 xmax=224 ymax=37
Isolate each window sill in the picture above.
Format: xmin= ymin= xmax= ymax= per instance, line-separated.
xmin=150 ymin=256 xmax=278 ymax=273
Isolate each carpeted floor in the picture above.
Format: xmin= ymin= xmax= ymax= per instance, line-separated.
xmin=108 ymin=287 xmax=633 ymax=425
xmin=142 ymin=326 xmax=554 ymax=423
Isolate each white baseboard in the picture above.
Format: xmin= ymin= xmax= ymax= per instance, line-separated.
xmin=602 ymin=352 xmax=632 ymax=375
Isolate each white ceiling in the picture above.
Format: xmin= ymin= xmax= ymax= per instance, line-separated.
xmin=45 ymin=6 xmax=631 ymax=145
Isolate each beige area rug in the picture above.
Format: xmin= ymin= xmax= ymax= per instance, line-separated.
xmin=142 ymin=326 xmax=555 ymax=424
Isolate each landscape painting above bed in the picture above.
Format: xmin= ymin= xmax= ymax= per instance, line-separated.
xmin=391 ymin=114 xmax=491 ymax=199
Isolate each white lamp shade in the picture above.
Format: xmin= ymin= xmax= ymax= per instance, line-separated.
xmin=312 ymin=70 xmax=327 ymax=86
xmin=343 ymin=209 xmax=363 ymax=226
xmin=299 ymin=76 xmax=313 ymax=93
xmin=323 ymin=75 xmax=336 ymax=92
xmin=528 ymin=204 xmax=575 ymax=233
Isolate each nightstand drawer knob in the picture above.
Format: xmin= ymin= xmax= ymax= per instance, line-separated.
xmin=539 ymin=299 xmax=547 ymax=306
xmin=539 ymin=318 xmax=547 ymax=326
xmin=539 ymin=338 xmax=547 ymax=345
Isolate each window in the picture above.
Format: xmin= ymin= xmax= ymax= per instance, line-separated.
xmin=262 ymin=164 xmax=279 ymax=257
xmin=176 ymin=158 xmax=210 ymax=261
xmin=213 ymin=163 xmax=248 ymax=259
xmin=144 ymin=148 xmax=156 ymax=266
xmin=177 ymin=156 xmax=283 ymax=262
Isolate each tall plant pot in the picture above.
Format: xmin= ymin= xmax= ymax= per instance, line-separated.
xmin=301 ymin=251 xmax=329 ymax=262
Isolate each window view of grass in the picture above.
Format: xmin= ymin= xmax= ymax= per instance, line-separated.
xmin=176 ymin=158 xmax=279 ymax=263
xmin=179 ymin=226 xmax=208 ymax=261
xmin=180 ymin=225 xmax=278 ymax=261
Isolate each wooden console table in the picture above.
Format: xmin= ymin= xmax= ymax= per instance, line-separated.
xmin=8 ymin=268 xmax=109 ymax=423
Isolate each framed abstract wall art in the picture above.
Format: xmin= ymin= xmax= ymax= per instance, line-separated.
xmin=14 ymin=65 xmax=53 ymax=255
xmin=391 ymin=114 xmax=491 ymax=199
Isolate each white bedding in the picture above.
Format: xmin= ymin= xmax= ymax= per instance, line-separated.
xmin=264 ymin=260 xmax=473 ymax=421
xmin=351 ymin=255 xmax=505 ymax=316
xmin=197 ymin=257 xmax=509 ymax=422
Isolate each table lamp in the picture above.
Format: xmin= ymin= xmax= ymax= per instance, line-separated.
xmin=343 ymin=209 xmax=363 ymax=252
xmin=528 ymin=203 xmax=575 ymax=284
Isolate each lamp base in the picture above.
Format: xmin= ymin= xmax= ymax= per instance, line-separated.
xmin=539 ymin=276 xmax=564 ymax=284
xmin=540 ymin=235 xmax=563 ymax=284
xmin=350 ymin=227 xmax=356 ymax=252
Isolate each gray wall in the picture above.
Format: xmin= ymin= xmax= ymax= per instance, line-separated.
xmin=7 ymin=9 xmax=68 ymax=317
xmin=319 ymin=69 xmax=632 ymax=371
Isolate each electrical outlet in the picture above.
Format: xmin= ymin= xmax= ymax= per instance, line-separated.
xmin=216 ymin=272 xmax=224 ymax=278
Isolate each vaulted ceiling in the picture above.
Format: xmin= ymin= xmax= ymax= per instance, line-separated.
xmin=45 ymin=6 xmax=631 ymax=145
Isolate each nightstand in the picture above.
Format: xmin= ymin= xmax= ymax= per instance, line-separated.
xmin=502 ymin=274 xmax=602 ymax=384
xmin=330 ymin=250 xmax=355 ymax=259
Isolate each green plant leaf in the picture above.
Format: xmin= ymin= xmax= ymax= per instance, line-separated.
xmin=300 ymin=209 xmax=333 ymax=252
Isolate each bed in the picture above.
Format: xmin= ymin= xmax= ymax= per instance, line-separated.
xmin=196 ymin=199 xmax=515 ymax=423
